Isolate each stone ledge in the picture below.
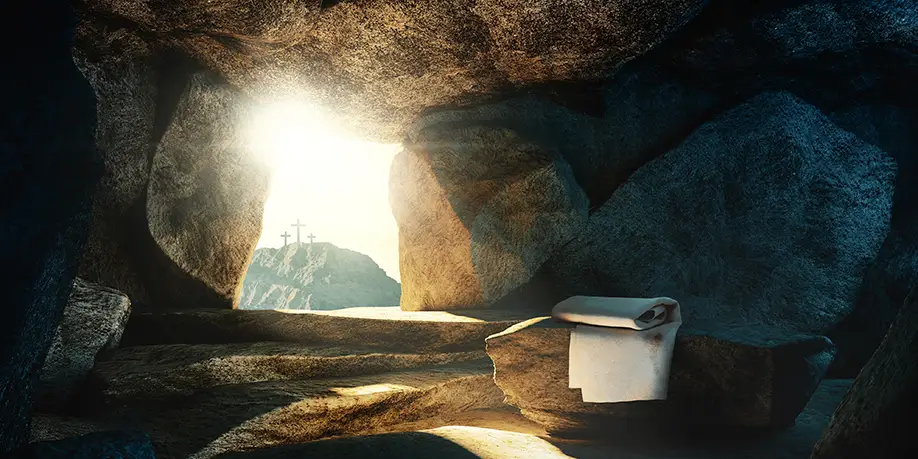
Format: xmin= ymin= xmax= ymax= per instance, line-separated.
xmin=485 ymin=317 xmax=835 ymax=435
xmin=121 ymin=307 xmax=531 ymax=353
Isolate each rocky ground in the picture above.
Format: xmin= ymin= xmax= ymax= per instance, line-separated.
xmin=28 ymin=285 xmax=855 ymax=459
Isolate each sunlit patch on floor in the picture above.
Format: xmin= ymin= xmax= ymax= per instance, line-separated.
xmin=329 ymin=383 xmax=417 ymax=396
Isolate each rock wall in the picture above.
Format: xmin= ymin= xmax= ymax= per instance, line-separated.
xmin=0 ymin=1 xmax=100 ymax=451
xmin=77 ymin=0 xmax=708 ymax=142
xmin=74 ymin=20 xmax=158 ymax=306
xmin=74 ymin=22 xmax=271 ymax=310
xmin=69 ymin=0 xmax=918 ymax=377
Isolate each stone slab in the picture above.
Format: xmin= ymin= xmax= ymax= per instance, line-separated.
xmin=485 ymin=317 xmax=835 ymax=434
xmin=90 ymin=341 xmax=487 ymax=402
xmin=121 ymin=307 xmax=529 ymax=353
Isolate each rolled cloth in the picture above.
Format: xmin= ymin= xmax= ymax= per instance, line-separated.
xmin=552 ymin=296 xmax=682 ymax=403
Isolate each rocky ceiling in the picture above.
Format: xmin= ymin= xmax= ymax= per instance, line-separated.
xmin=77 ymin=0 xmax=707 ymax=143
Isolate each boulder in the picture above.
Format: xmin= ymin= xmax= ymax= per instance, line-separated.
xmin=37 ymin=278 xmax=131 ymax=411
xmin=145 ymin=72 xmax=272 ymax=310
xmin=391 ymin=123 xmax=588 ymax=310
xmin=546 ymin=92 xmax=896 ymax=335
xmin=78 ymin=0 xmax=708 ymax=142
xmin=2 ymin=431 xmax=155 ymax=459
xmin=0 ymin=1 xmax=99 ymax=452
xmin=240 ymin=243 xmax=401 ymax=310
xmin=811 ymin=290 xmax=918 ymax=459
xmin=485 ymin=317 xmax=836 ymax=435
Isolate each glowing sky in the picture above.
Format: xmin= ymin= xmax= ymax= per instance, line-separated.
xmin=248 ymin=100 xmax=402 ymax=282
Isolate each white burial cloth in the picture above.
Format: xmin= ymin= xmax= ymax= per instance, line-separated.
xmin=552 ymin=296 xmax=682 ymax=403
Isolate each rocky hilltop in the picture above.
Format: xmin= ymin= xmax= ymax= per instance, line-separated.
xmin=239 ymin=243 xmax=401 ymax=310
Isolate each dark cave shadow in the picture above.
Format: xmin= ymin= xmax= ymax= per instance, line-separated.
xmin=99 ymin=386 xmax=310 ymax=459
xmin=211 ymin=432 xmax=481 ymax=459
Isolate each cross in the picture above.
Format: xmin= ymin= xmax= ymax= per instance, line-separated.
xmin=291 ymin=219 xmax=307 ymax=244
xmin=280 ymin=231 xmax=291 ymax=247
xmin=307 ymin=233 xmax=316 ymax=245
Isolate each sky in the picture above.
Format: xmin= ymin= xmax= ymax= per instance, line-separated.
xmin=248 ymin=100 xmax=403 ymax=282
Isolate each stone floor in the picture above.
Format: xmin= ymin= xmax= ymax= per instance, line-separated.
xmin=35 ymin=307 xmax=847 ymax=459
xmin=202 ymin=380 xmax=852 ymax=459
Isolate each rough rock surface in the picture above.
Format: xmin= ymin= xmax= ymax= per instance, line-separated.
xmin=91 ymin=342 xmax=486 ymax=402
xmin=486 ymin=317 xmax=835 ymax=434
xmin=391 ymin=123 xmax=588 ymax=310
xmin=240 ymin=243 xmax=401 ymax=310
xmin=78 ymin=0 xmax=707 ymax=142
xmin=73 ymin=20 xmax=159 ymax=306
xmin=121 ymin=307 xmax=528 ymax=353
xmin=89 ymin=358 xmax=504 ymax=459
xmin=2 ymin=431 xmax=155 ymax=459
xmin=824 ymin=105 xmax=918 ymax=375
xmin=145 ymin=72 xmax=271 ymax=310
xmin=78 ymin=306 xmax=536 ymax=458
xmin=811 ymin=290 xmax=918 ymax=459
xmin=828 ymin=229 xmax=918 ymax=376
xmin=30 ymin=415 xmax=118 ymax=443
xmin=208 ymin=380 xmax=852 ymax=459
xmin=37 ymin=279 xmax=131 ymax=411
xmin=0 ymin=1 xmax=99 ymax=452
xmin=546 ymin=92 xmax=896 ymax=335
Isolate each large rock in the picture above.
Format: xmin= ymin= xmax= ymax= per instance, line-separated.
xmin=486 ymin=317 xmax=835 ymax=434
xmin=2 ymin=430 xmax=155 ymax=459
xmin=546 ymin=92 xmax=896 ymax=335
xmin=0 ymin=1 xmax=100 ymax=452
xmin=240 ymin=243 xmax=401 ymax=310
xmin=145 ymin=72 xmax=272 ymax=310
xmin=37 ymin=279 xmax=131 ymax=411
xmin=811 ymin=290 xmax=918 ymax=459
xmin=391 ymin=123 xmax=588 ymax=310
xmin=78 ymin=0 xmax=707 ymax=142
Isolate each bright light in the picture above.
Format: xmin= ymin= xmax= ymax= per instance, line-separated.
xmin=329 ymin=383 xmax=416 ymax=396
xmin=247 ymin=100 xmax=402 ymax=281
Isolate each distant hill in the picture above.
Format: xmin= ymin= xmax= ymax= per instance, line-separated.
xmin=239 ymin=243 xmax=401 ymax=310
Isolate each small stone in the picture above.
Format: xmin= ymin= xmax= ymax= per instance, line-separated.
xmin=37 ymin=279 xmax=131 ymax=412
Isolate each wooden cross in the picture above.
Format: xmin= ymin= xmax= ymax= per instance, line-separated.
xmin=307 ymin=233 xmax=316 ymax=245
xmin=280 ymin=231 xmax=291 ymax=246
xmin=291 ymin=219 xmax=307 ymax=244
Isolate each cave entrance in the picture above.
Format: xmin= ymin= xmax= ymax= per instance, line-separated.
xmin=239 ymin=100 xmax=403 ymax=311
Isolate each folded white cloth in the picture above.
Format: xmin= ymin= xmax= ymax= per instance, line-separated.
xmin=552 ymin=296 xmax=682 ymax=403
